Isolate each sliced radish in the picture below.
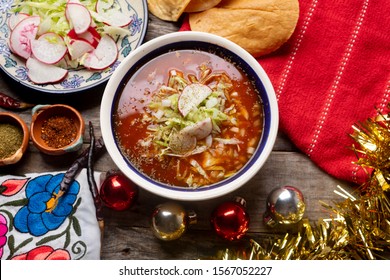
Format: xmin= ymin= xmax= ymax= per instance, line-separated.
xmin=181 ymin=118 xmax=213 ymax=140
xmin=82 ymin=34 xmax=118 ymax=70
xmin=178 ymin=84 xmax=212 ymax=117
xmin=8 ymin=13 xmax=29 ymax=31
xmin=27 ymin=57 xmax=68 ymax=84
xmin=68 ymin=38 xmax=94 ymax=60
xmin=169 ymin=130 xmax=197 ymax=155
xmin=68 ymin=26 xmax=100 ymax=48
xmin=82 ymin=26 xmax=101 ymax=46
xmin=9 ymin=16 xmax=40 ymax=59
xmin=66 ymin=3 xmax=92 ymax=34
xmin=67 ymin=28 xmax=79 ymax=40
xmin=56 ymin=53 xmax=79 ymax=69
xmin=55 ymin=56 xmax=70 ymax=69
xmin=96 ymin=0 xmax=132 ymax=27
xmin=31 ymin=33 xmax=67 ymax=64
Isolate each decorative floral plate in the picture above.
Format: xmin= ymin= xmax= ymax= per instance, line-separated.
xmin=0 ymin=0 xmax=148 ymax=94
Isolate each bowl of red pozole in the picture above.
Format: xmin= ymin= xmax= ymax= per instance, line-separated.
xmin=100 ymin=31 xmax=279 ymax=201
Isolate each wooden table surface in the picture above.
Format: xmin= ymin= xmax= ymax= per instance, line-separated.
xmin=0 ymin=14 xmax=352 ymax=260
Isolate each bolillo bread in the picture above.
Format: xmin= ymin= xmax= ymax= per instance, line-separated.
xmin=147 ymin=0 xmax=192 ymax=21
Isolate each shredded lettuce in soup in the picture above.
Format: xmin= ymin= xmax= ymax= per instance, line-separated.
xmin=137 ymin=64 xmax=262 ymax=187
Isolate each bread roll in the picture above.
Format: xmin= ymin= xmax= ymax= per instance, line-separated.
xmin=148 ymin=0 xmax=191 ymax=21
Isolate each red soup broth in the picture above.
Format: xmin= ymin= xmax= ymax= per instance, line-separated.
xmin=113 ymin=49 xmax=263 ymax=188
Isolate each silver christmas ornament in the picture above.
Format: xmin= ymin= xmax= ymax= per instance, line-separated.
xmin=263 ymin=186 xmax=305 ymax=227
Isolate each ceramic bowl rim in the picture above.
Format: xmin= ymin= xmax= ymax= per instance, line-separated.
xmin=100 ymin=31 xmax=279 ymax=201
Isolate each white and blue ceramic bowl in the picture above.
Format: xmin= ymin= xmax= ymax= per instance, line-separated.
xmin=100 ymin=31 xmax=279 ymax=201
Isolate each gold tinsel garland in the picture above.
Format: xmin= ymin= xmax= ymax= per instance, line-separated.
xmin=216 ymin=109 xmax=390 ymax=260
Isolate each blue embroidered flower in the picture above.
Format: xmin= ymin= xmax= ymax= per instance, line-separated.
xmin=14 ymin=173 xmax=80 ymax=237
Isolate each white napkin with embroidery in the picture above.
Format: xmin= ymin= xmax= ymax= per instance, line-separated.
xmin=0 ymin=169 xmax=101 ymax=260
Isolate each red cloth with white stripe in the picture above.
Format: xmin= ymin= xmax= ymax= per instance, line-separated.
xmin=181 ymin=0 xmax=390 ymax=184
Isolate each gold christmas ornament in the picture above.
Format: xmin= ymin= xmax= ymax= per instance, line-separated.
xmin=151 ymin=202 xmax=197 ymax=241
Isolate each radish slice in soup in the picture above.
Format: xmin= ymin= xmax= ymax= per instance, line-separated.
xmin=169 ymin=130 xmax=197 ymax=155
xmin=81 ymin=35 xmax=118 ymax=70
xmin=27 ymin=57 xmax=68 ymax=84
xmin=181 ymin=118 xmax=213 ymax=140
xmin=10 ymin=16 xmax=40 ymax=59
xmin=168 ymin=118 xmax=213 ymax=155
xmin=178 ymin=83 xmax=212 ymax=117
xmin=31 ymin=33 xmax=67 ymax=64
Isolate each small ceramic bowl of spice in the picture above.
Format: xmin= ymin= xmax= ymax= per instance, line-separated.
xmin=0 ymin=112 xmax=30 ymax=166
xmin=30 ymin=104 xmax=85 ymax=155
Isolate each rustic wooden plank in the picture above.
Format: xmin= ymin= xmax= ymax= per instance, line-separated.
xmin=97 ymin=151 xmax=350 ymax=259
xmin=144 ymin=14 xmax=182 ymax=42
xmin=101 ymin=226 xmax=268 ymax=260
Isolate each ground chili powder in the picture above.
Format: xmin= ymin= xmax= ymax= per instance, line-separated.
xmin=41 ymin=115 xmax=77 ymax=148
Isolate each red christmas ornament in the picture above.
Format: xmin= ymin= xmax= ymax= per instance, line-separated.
xmin=210 ymin=197 xmax=250 ymax=241
xmin=100 ymin=171 xmax=138 ymax=211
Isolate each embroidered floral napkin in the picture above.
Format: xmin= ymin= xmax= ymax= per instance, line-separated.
xmin=0 ymin=169 xmax=101 ymax=260
xmin=181 ymin=0 xmax=390 ymax=184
